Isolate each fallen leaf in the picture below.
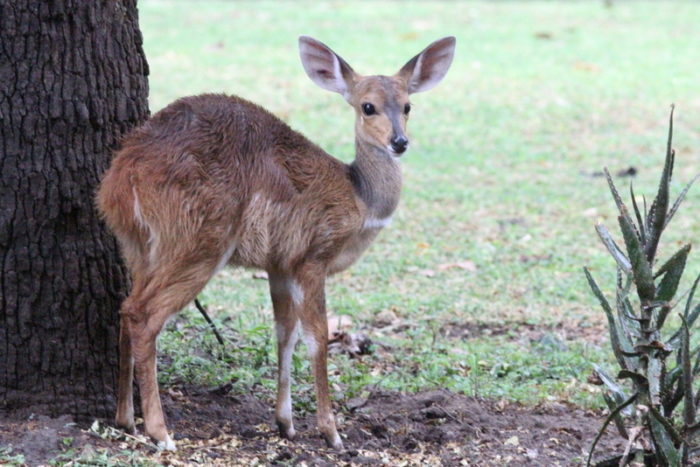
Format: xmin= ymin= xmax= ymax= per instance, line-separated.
xmin=574 ymin=61 xmax=600 ymax=72
xmin=587 ymin=371 xmax=603 ymax=385
xmin=327 ymin=314 xmax=353 ymax=339
xmin=505 ymin=435 xmax=519 ymax=446
xmin=400 ymin=32 xmax=419 ymax=41
xmin=495 ymin=399 xmax=507 ymax=411
xmin=166 ymin=388 xmax=184 ymax=400
xmin=328 ymin=331 xmax=372 ymax=357
xmin=582 ymin=207 xmax=598 ymax=217
xmin=438 ymin=260 xmax=477 ymax=272
xmin=375 ymin=309 xmax=398 ymax=326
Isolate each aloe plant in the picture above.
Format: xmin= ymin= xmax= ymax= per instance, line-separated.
xmin=585 ymin=107 xmax=700 ymax=466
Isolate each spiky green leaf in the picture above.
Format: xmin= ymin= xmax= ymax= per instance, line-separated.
xmin=616 ymin=288 xmax=641 ymax=370
xmin=605 ymin=169 xmax=643 ymax=243
xmin=602 ymin=393 xmax=629 ymax=439
xmin=667 ymin=280 xmax=700 ymax=347
xmin=593 ymin=364 xmax=630 ymax=406
xmin=685 ymin=275 xmax=700 ymax=319
xmin=665 ymin=173 xmax=700 ymax=230
xmin=655 ymin=244 xmax=691 ymax=279
xmin=619 ymin=214 xmax=656 ymax=302
xmin=665 ymin=365 xmax=683 ymax=388
xmin=657 ymin=304 xmax=673 ymax=330
xmin=596 ymin=223 xmax=632 ymax=272
xmin=655 ymin=245 xmax=691 ymax=303
xmin=605 ymin=168 xmax=630 ymax=218
xmin=650 ymin=407 xmax=682 ymax=467
xmin=621 ymin=297 xmax=642 ymax=327
xmin=645 ymin=106 xmax=675 ymax=263
xmin=630 ymin=183 xmax=647 ymax=245
xmin=585 ymin=267 xmax=629 ymax=370
xmin=681 ymin=315 xmax=696 ymax=428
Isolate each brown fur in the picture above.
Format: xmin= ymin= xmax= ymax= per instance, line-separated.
xmin=96 ymin=36 xmax=455 ymax=451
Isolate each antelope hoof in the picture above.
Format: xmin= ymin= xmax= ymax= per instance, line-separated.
xmin=115 ymin=417 xmax=135 ymax=434
xmin=323 ymin=431 xmax=344 ymax=450
xmin=276 ymin=420 xmax=296 ymax=440
xmin=156 ymin=433 xmax=176 ymax=451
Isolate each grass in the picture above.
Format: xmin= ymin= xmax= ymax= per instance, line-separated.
xmin=137 ymin=1 xmax=700 ymax=411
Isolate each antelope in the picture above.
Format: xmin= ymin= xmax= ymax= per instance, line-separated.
xmin=97 ymin=35 xmax=455 ymax=451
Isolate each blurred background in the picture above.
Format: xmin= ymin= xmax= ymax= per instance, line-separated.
xmin=140 ymin=1 xmax=700 ymax=407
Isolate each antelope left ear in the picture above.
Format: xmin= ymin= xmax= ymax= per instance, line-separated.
xmin=397 ymin=36 xmax=456 ymax=94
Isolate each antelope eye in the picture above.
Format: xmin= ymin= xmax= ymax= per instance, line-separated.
xmin=404 ymin=103 xmax=411 ymax=115
xmin=362 ymin=103 xmax=376 ymax=116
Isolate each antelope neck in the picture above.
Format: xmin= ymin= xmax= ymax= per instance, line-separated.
xmin=348 ymin=139 xmax=403 ymax=220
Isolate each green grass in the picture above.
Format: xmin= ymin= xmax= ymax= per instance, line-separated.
xmin=139 ymin=1 xmax=700 ymax=410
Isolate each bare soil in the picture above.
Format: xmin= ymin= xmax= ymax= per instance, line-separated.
xmin=1 ymin=387 xmax=626 ymax=466
xmin=439 ymin=319 xmax=609 ymax=347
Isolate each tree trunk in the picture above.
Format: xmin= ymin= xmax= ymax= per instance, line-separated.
xmin=0 ymin=0 xmax=149 ymax=419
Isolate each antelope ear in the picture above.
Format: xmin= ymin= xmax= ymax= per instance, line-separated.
xmin=299 ymin=36 xmax=357 ymax=100
xmin=397 ymin=36 xmax=456 ymax=94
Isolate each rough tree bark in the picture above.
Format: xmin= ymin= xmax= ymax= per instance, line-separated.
xmin=0 ymin=0 xmax=149 ymax=419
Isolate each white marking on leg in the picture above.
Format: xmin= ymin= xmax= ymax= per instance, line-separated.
xmin=132 ymin=187 xmax=160 ymax=265
xmin=214 ymin=242 xmax=236 ymax=274
xmin=330 ymin=431 xmax=343 ymax=449
xmin=157 ymin=434 xmax=176 ymax=451
xmin=278 ymin=394 xmax=293 ymax=428
xmin=132 ymin=187 xmax=144 ymax=227
xmin=133 ymin=188 xmax=155 ymax=242
xmin=363 ymin=216 xmax=393 ymax=230
xmin=288 ymin=280 xmax=304 ymax=307
xmin=276 ymin=321 xmax=299 ymax=435
xmin=303 ymin=329 xmax=319 ymax=358
xmin=270 ymin=277 xmax=304 ymax=307
xmin=277 ymin=321 xmax=300 ymax=388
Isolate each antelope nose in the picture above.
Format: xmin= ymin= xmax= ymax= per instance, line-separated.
xmin=390 ymin=135 xmax=409 ymax=154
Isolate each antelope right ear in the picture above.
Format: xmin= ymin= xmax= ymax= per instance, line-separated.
xmin=299 ymin=36 xmax=357 ymax=101
xmin=397 ymin=36 xmax=456 ymax=94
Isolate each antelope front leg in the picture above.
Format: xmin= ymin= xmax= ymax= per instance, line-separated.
xmin=269 ymin=274 xmax=300 ymax=440
xmin=295 ymin=268 xmax=343 ymax=449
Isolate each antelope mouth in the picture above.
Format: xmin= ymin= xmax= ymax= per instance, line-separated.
xmin=387 ymin=145 xmax=409 ymax=157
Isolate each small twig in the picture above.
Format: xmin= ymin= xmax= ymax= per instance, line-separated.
xmin=194 ymin=298 xmax=226 ymax=347
xmin=116 ymin=429 xmax=159 ymax=451
xmin=86 ymin=423 xmax=159 ymax=451
xmin=619 ymin=425 xmax=644 ymax=467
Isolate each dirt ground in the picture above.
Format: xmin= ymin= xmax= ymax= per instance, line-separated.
xmin=1 ymin=387 xmax=627 ymax=466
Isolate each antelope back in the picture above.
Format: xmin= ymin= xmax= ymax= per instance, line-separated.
xmin=98 ymin=94 xmax=360 ymax=274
